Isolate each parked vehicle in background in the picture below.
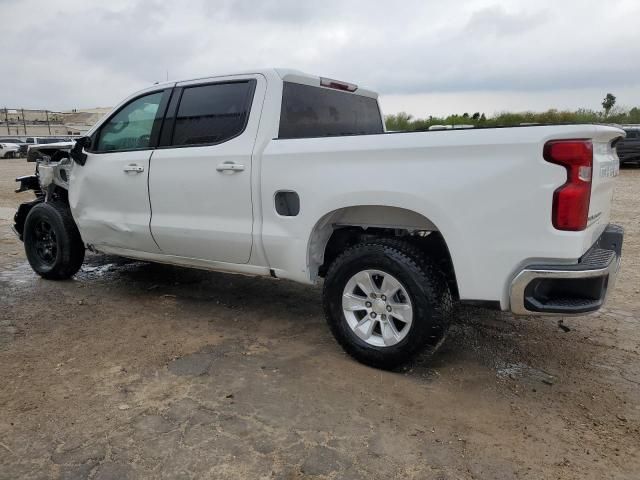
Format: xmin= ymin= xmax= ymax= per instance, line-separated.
xmin=616 ymin=127 xmax=640 ymax=166
xmin=0 ymin=142 xmax=21 ymax=158
xmin=0 ymin=138 xmax=28 ymax=157
xmin=24 ymin=136 xmax=72 ymax=145
xmin=2 ymin=138 xmax=76 ymax=159
xmin=13 ymin=68 xmax=625 ymax=369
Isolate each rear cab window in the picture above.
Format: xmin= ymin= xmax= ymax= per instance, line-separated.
xmin=278 ymin=82 xmax=383 ymax=139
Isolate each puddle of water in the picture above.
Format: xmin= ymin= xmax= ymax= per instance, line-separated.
xmin=81 ymin=263 xmax=119 ymax=276
xmin=0 ymin=261 xmax=36 ymax=284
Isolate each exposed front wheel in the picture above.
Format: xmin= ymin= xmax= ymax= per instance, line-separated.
xmin=323 ymin=239 xmax=453 ymax=370
xmin=23 ymin=202 xmax=85 ymax=280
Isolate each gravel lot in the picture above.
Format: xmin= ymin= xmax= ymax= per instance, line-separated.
xmin=0 ymin=158 xmax=639 ymax=479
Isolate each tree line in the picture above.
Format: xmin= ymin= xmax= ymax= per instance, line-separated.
xmin=385 ymin=93 xmax=640 ymax=131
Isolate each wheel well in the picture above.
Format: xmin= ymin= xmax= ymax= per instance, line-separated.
xmin=45 ymin=185 xmax=70 ymax=205
xmin=311 ymin=206 xmax=459 ymax=299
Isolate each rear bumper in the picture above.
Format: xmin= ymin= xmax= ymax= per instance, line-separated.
xmin=510 ymin=224 xmax=623 ymax=315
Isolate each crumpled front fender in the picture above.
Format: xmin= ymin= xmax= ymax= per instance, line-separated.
xmin=13 ymin=198 xmax=44 ymax=240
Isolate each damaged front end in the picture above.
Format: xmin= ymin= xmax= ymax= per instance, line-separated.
xmin=13 ymin=142 xmax=74 ymax=240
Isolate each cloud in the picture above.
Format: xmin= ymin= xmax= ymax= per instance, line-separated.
xmin=465 ymin=5 xmax=548 ymax=36
xmin=1 ymin=0 xmax=639 ymax=113
xmin=207 ymin=0 xmax=342 ymax=24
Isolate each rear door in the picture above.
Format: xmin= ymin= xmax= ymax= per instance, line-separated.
xmin=148 ymin=75 xmax=264 ymax=264
xmin=69 ymin=88 xmax=171 ymax=252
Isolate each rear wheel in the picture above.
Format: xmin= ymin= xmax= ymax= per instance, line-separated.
xmin=323 ymin=239 xmax=453 ymax=370
xmin=23 ymin=202 xmax=85 ymax=279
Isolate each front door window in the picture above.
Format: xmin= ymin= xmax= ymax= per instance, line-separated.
xmin=95 ymin=92 xmax=163 ymax=152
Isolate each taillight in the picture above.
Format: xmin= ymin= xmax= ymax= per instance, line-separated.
xmin=543 ymin=140 xmax=593 ymax=231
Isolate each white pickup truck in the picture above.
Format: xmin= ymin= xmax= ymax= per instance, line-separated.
xmin=1 ymin=142 xmax=21 ymax=159
xmin=14 ymin=69 xmax=624 ymax=369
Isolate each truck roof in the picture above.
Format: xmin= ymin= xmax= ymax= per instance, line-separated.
xmin=150 ymin=68 xmax=379 ymax=99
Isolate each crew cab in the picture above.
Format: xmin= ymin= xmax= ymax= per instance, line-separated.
xmin=13 ymin=69 xmax=624 ymax=369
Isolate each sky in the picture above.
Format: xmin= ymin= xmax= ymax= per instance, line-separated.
xmin=2 ymin=0 xmax=640 ymax=117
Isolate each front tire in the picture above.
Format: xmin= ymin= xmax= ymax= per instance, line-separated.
xmin=23 ymin=202 xmax=85 ymax=279
xmin=323 ymin=239 xmax=452 ymax=370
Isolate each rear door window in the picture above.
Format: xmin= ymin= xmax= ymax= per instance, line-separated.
xmin=278 ymin=82 xmax=384 ymax=139
xmin=169 ymin=81 xmax=256 ymax=147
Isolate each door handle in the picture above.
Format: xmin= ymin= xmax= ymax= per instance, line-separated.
xmin=123 ymin=164 xmax=144 ymax=173
xmin=216 ymin=162 xmax=245 ymax=173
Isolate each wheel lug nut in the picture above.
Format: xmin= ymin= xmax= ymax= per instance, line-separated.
xmin=365 ymin=302 xmax=372 ymax=308
xmin=381 ymin=295 xmax=386 ymax=301
xmin=386 ymin=306 xmax=392 ymax=312
xmin=370 ymin=312 xmax=377 ymax=318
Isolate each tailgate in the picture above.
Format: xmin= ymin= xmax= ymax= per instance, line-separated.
xmin=586 ymin=129 xmax=623 ymax=247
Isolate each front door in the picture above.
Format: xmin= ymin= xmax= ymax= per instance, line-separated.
xmin=69 ymin=89 xmax=171 ymax=253
xmin=148 ymin=75 xmax=264 ymax=264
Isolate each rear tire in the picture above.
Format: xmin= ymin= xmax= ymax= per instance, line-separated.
xmin=323 ymin=239 xmax=453 ymax=370
xmin=23 ymin=202 xmax=85 ymax=280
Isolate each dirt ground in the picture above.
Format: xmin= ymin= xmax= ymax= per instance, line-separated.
xmin=0 ymin=158 xmax=638 ymax=480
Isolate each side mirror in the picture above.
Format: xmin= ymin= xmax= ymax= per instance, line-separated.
xmin=70 ymin=136 xmax=91 ymax=166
